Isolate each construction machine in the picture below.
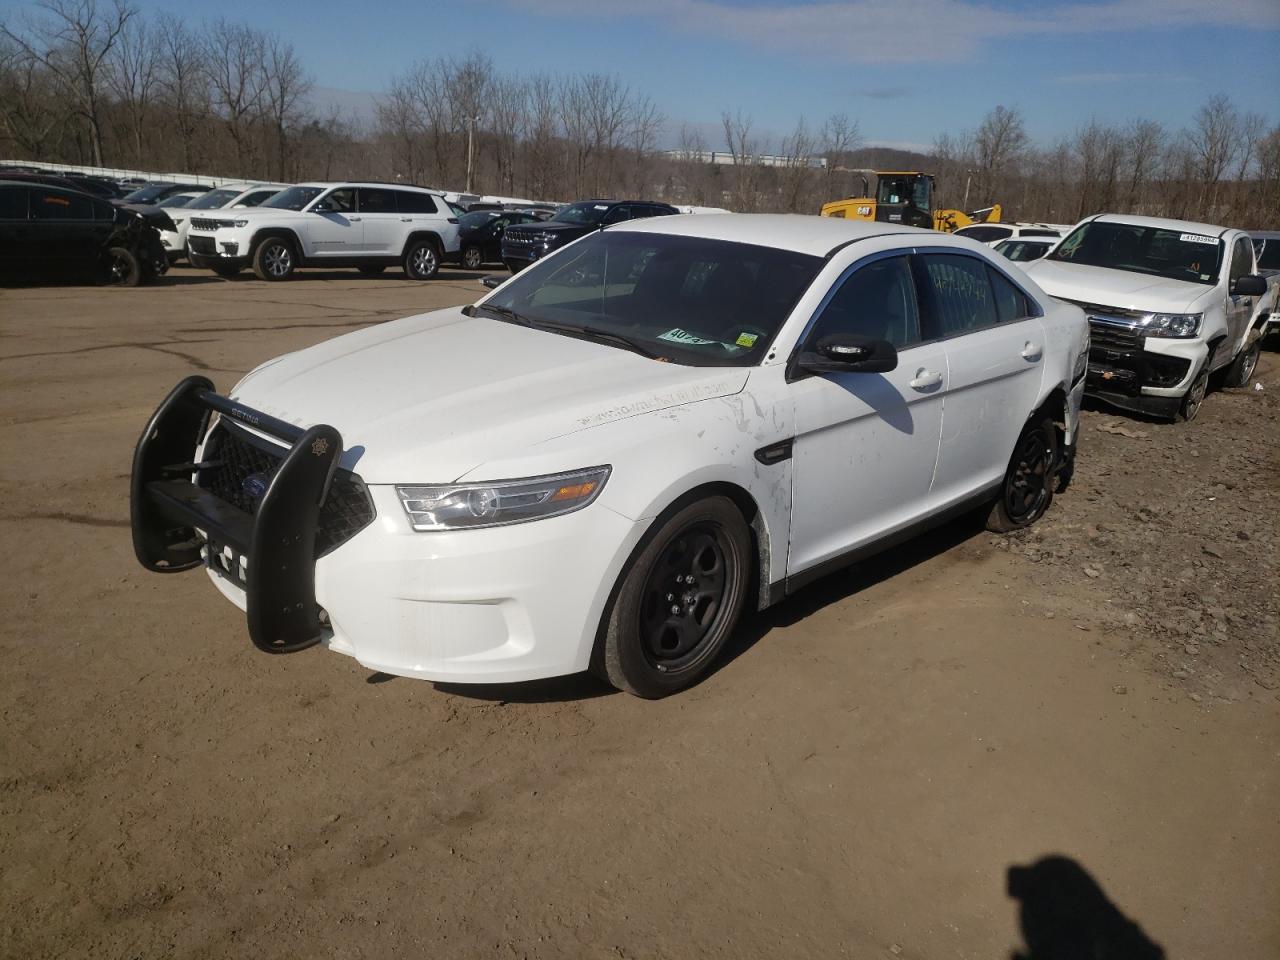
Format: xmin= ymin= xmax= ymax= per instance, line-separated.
xmin=820 ymin=171 xmax=1001 ymax=233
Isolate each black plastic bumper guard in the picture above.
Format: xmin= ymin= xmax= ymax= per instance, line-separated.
xmin=130 ymin=375 xmax=343 ymax=654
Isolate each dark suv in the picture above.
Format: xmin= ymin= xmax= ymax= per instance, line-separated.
xmin=501 ymin=199 xmax=678 ymax=273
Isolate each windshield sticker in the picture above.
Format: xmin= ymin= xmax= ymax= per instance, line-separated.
xmin=1180 ymin=233 xmax=1218 ymax=245
xmin=593 ymin=204 xmax=609 ymax=211
xmin=658 ymin=328 xmax=718 ymax=346
xmin=735 ymin=332 xmax=759 ymax=348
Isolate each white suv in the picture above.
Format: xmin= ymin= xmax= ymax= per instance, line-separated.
xmin=186 ymin=182 xmax=460 ymax=281
xmin=131 ymin=216 xmax=1087 ymax=698
xmin=163 ymin=182 xmax=286 ymax=263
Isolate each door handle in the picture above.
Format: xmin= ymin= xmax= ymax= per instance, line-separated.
xmin=400 ymin=217 xmax=413 ymax=222
xmin=1021 ymin=342 xmax=1043 ymax=361
xmin=349 ymin=216 xmax=362 ymax=222
xmin=909 ymin=369 xmax=943 ymax=391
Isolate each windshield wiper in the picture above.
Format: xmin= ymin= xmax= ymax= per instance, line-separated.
xmin=544 ymin=322 xmax=662 ymax=360
xmin=472 ymin=303 xmax=535 ymax=327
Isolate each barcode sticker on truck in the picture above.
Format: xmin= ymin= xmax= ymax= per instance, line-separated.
xmin=1180 ymin=233 xmax=1218 ymax=245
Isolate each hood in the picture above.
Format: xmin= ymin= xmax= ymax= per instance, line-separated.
xmin=230 ymin=309 xmax=749 ymax=483
xmin=1024 ymin=259 xmax=1210 ymax=313
xmin=120 ymin=204 xmax=176 ymax=232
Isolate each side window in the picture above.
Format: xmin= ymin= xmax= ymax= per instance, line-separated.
xmin=602 ymin=205 xmax=632 ymax=225
xmin=242 ymin=191 xmax=276 ymax=207
xmin=358 ymin=188 xmax=396 ymax=214
xmin=317 ymin=188 xmax=355 ymax=213
xmin=1229 ymin=237 xmax=1252 ymax=281
xmin=395 ymin=191 xmax=438 ymax=214
xmin=31 ymin=190 xmax=96 ymax=220
xmin=807 ymin=256 xmax=921 ymax=348
xmin=93 ymin=200 xmax=114 ymax=220
xmin=920 ymin=254 xmax=998 ymax=337
xmin=0 ymin=187 xmax=28 ymax=219
xmin=988 ymin=267 xmax=1034 ymax=322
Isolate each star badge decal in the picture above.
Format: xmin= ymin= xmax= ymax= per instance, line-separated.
xmin=311 ymin=438 xmax=330 ymax=457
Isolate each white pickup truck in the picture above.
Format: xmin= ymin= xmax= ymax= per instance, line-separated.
xmin=1025 ymin=214 xmax=1271 ymax=421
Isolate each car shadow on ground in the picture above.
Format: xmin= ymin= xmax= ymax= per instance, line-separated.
xmin=1007 ymin=854 xmax=1166 ymax=959
xmin=427 ymin=506 xmax=993 ymax=704
xmin=191 ymin=268 xmax=488 ymax=284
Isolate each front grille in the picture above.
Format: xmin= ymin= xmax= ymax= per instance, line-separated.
xmin=189 ymin=235 xmax=216 ymax=255
xmin=1088 ymin=320 xmax=1141 ymax=352
xmin=189 ymin=217 xmax=224 ymax=232
xmin=197 ymin=422 xmax=375 ymax=556
xmin=503 ymin=232 xmax=542 ymax=247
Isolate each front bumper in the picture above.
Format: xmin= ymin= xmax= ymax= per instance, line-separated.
xmin=131 ymin=377 xmax=647 ymax=684
xmin=1083 ymin=319 xmax=1205 ymax=416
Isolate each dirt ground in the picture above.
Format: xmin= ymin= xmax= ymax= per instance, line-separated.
xmin=2 ymin=266 xmax=1277 ymax=960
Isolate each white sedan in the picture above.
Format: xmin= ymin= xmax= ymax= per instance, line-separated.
xmin=130 ymin=216 xmax=1088 ymax=698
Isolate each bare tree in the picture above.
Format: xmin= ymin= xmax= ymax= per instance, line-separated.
xmin=1 ymin=0 xmax=136 ymax=165
xmin=488 ymin=75 xmax=526 ymax=194
xmin=0 ymin=37 xmax=68 ymax=158
xmin=820 ymin=112 xmax=861 ymax=200
xmin=153 ymin=12 xmax=206 ymax=172
xmin=627 ymin=94 xmax=664 ymax=196
xmin=972 ymin=105 xmax=1028 ymax=205
xmin=107 ymin=12 xmax=155 ymax=165
xmin=778 ymin=116 xmax=816 ymax=212
xmin=203 ymin=19 xmax=266 ymax=176
xmin=721 ymin=110 xmax=760 ymax=211
xmin=261 ymin=35 xmax=310 ymax=180
xmin=1188 ymin=94 xmax=1240 ymax=219
xmin=1123 ymin=119 xmax=1164 ymax=212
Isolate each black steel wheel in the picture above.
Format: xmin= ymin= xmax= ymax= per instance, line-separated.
xmin=987 ymin=416 xmax=1057 ymax=532
xmin=596 ymin=496 xmax=751 ymax=698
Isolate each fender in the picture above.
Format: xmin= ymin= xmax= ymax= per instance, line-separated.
xmin=249 ymin=227 xmax=303 ymax=258
xmin=401 ymin=230 xmax=443 ymax=257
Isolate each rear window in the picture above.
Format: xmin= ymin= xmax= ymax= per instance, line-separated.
xmin=0 ymin=186 xmax=28 ymax=219
xmin=957 ymin=226 xmax=1012 ymax=243
xmin=1258 ymin=240 xmax=1280 ymax=271
xmin=396 ymin=191 xmax=439 ymax=214
xmin=1021 ymin=229 xmax=1059 ymax=238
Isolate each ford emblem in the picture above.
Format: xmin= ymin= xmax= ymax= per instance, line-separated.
xmin=242 ymin=473 xmax=269 ymax=500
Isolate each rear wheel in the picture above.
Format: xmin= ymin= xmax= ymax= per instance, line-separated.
xmin=595 ymin=497 xmax=751 ymax=698
xmin=987 ymin=416 xmax=1057 ymax=532
xmin=403 ymin=239 xmax=440 ymax=280
xmin=462 ymin=245 xmax=484 ymax=269
xmin=105 ymin=246 xmax=140 ymax=287
xmin=252 ymin=237 xmax=295 ymax=281
xmin=1223 ymin=334 xmax=1260 ymax=388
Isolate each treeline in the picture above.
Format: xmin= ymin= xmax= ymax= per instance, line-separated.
xmin=2 ymin=1 xmax=1277 ymax=227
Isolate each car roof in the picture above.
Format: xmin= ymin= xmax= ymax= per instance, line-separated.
xmin=1091 ymin=213 xmax=1232 ymax=238
xmin=296 ymin=181 xmax=444 ymax=196
xmin=611 ymin=213 xmax=926 ymax=257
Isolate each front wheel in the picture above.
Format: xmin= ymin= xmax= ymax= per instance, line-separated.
xmin=403 ymin=240 xmax=439 ymax=280
xmin=1179 ymin=360 xmax=1211 ymax=422
xmin=462 ymin=245 xmax=484 ymax=269
xmin=595 ymin=497 xmax=751 ymax=698
xmin=105 ymin=246 xmax=141 ymax=287
xmin=252 ymin=238 xmax=295 ymax=281
xmin=987 ymin=416 xmax=1057 ymax=532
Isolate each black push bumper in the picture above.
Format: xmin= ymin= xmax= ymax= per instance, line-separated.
xmin=130 ymin=376 xmax=344 ymax=654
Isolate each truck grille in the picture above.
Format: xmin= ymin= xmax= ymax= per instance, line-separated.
xmin=197 ymin=422 xmax=375 ymax=556
xmin=1088 ymin=320 xmax=1141 ymax=352
xmin=503 ymin=231 xmax=542 ymax=247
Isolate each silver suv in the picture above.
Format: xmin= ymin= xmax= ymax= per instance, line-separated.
xmin=186 ymin=182 xmax=461 ymax=281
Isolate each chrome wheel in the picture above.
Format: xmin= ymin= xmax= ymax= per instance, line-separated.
xmin=463 ymin=246 xmax=483 ymax=269
xmin=409 ymin=243 xmax=437 ymax=279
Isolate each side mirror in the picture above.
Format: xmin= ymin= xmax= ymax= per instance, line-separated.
xmin=1230 ymin=274 xmax=1267 ymax=297
xmin=798 ymin=334 xmax=898 ymax=374
xmin=312 ymin=201 xmax=332 ymax=214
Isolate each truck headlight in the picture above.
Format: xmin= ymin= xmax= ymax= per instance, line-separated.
xmin=396 ymin=466 xmax=610 ymax=530
xmin=1144 ymin=313 xmax=1201 ymax=339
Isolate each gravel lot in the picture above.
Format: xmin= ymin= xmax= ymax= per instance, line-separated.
xmin=2 ymin=266 xmax=1277 ymax=959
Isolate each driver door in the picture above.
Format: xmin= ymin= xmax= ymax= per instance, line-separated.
xmin=787 ymin=254 xmax=947 ymax=575
xmin=304 ymin=187 xmax=361 ymax=256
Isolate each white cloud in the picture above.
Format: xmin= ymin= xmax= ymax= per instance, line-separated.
xmin=504 ymin=0 xmax=1280 ymax=64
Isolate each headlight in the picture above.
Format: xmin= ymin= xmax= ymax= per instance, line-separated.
xmin=230 ymin=218 xmax=249 ymax=228
xmin=1143 ymin=312 xmax=1201 ymax=339
xmin=396 ymin=466 xmax=610 ymax=531
xmin=173 ymin=217 xmax=185 ymax=226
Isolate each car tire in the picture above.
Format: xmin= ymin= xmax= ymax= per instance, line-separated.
xmin=595 ymin=496 xmax=751 ymax=699
xmin=462 ymin=245 xmax=484 ymax=270
xmin=987 ymin=415 xmax=1058 ymax=532
xmin=358 ymin=265 xmax=386 ymax=276
xmin=212 ymin=264 xmax=241 ymax=279
xmin=403 ymin=239 xmax=440 ymax=280
xmin=105 ymin=246 xmax=141 ymax=287
xmin=1223 ymin=334 xmax=1260 ymax=388
xmin=1179 ymin=359 xmax=1211 ymax=422
xmin=252 ymin=237 xmax=296 ymax=281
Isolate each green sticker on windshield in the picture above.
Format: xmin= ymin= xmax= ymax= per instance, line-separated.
xmin=735 ymin=332 xmax=758 ymax=348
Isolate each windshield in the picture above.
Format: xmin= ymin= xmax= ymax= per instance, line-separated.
xmin=876 ymin=176 xmax=924 ymax=206
xmin=122 ymin=184 xmax=172 ymax=203
xmin=158 ymin=195 xmax=194 ymax=208
xmin=459 ymin=211 xmax=500 ymax=230
xmin=187 ymin=188 xmax=241 ymax=210
xmin=261 ymin=186 xmax=324 ymax=211
xmin=477 ymin=231 xmax=823 ymax=367
xmin=1049 ymin=221 xmax=1223 ymax=284
xmin=552 ymin=202 xmax=611 ymax=226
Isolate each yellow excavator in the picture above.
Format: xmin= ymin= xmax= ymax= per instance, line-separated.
xmin=820 ymin=171 xmax=1001 ymax=233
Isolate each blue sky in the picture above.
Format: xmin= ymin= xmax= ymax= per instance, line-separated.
xmin=72 ymin=0 xmax=1280 ymax=150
